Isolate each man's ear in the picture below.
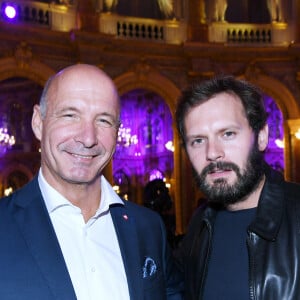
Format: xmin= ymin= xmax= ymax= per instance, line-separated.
xmin=31 ymin=105 xmax=43 ymax=141
xmin=258 ymin=124 xmax=269 ymax=151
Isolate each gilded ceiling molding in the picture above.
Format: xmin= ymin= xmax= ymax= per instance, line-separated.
xmin=14 ymin=42 xmax=33 ymax=69
xmin=129 ymin=59 xmax=152 ymax=81
xmin=242 ymin=65 xmax=299 ymax=119
xmin=0 ymin=55 xmax=55 ymax=86
xmin=114 ymin=64 xmax=180 ymax=116
xmin=244 ymin=63 xmax=263 ymax=81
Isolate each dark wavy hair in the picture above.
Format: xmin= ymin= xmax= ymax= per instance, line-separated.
xmin=175 ymin=75 xmax=268 ymax=144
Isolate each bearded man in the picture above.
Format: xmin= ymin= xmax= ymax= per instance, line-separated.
xmin=175 ymin=75 xmax=300 ymax=300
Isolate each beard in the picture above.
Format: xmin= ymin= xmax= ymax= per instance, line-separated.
xmin=194 ymin=142 xmax=265 ymax=207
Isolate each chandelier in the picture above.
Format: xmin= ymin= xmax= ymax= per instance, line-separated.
xmin=0 ymin=127 xmax=15 ymax=155
xmin=117 ymin=124 xmax=138 ymax=148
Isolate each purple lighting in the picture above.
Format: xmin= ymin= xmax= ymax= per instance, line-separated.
xmin=112 ymin=89 xmax=174 ymax=202
xmin=3 ymin=5 xmax=16 ymax=19
xmin=264 ymin=95 xmax=284 ymax=173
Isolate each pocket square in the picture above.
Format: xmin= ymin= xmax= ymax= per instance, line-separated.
xmin=142 ymin=257 xmax=157 ymax=278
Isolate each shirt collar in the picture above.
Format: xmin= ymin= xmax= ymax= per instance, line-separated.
xmin=38 ymin=169 xmax=124 ymax=216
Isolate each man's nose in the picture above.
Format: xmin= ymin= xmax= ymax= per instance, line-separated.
xmin=206 ymin=140 xmax=224 ymax=161
xmin=74 ymin=121 xmax=98 ymax=148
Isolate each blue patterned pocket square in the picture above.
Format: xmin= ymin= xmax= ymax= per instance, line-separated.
xmin=142 ymin=257 xmax=157 ymax=278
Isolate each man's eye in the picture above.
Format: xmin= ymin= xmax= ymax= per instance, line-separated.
xmin=223 ymin=131 xmax=235 ymax=139
xmin=191 ymin=138 xmax=204 ymax=147
xmin=62 ymin=113 xmax=76 ymax=119
xmin=98 ymin=118 xmax=114 ymax=128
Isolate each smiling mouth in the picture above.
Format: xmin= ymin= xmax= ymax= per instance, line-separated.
xmin=71 ymin=153 xmax=94 ymax=159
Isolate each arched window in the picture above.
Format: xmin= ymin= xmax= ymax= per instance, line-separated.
xmin=264 ymin=94 xmax=284 ymax=173
xmin=113 ymin=89 xmax=174 ymax=203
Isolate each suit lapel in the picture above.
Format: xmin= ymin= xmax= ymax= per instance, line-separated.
xmin=111 ymin=205 xmax=143 ymax=300
xmin=12 ymin=178 xmax=77 ymax=300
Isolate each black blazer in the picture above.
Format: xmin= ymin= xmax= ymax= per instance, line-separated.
xmin=0 ymin=176 xmax=183 ymax=299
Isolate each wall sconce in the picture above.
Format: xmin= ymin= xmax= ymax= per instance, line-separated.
xmin=295 ymin=129 xmax=300 ymax=140
xmin=287 ymin=120 xmax=300 ymax=141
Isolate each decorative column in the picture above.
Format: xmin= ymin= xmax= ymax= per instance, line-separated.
xmin=287 ymin=119 xmax=300 ymax=183
xmin=294 ymin=0 xmax=300 ymax=41
xmin=187 ymin=0 xmax=208 ymax=41
xmin=77 ymin=0 xmax=98 ymax=31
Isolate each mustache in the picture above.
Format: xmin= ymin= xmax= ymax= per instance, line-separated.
xmin=201 ymin=161 xmax=241 ymax=177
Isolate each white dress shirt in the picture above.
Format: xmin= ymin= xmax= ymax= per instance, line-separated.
xmin=38 ymin=170 xmax=130 ymax=300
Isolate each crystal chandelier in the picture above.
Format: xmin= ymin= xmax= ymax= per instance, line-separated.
xmin=117 ymin=124 xmax=138 ymax=148
xmin=0 ymin=127 xmax=15 ymax=155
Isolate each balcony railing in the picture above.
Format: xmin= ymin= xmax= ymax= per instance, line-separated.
xmin=0 ymin=0 xmax=51 ymax=28
xmin=99 ymin=13 xmax=187 ymax=45
xmin=0 ymin=1 xmax=291 ymax=46
xmin=208 ymin=22 xmax=290 ymax=46
xmin=0 ymin=0 xmax=78 ymax=32
xmin=0 ymin=0 xmax=186 ymax=45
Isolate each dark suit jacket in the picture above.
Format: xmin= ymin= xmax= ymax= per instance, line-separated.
xmin=0 ymin=176 xmax=183 ymax=300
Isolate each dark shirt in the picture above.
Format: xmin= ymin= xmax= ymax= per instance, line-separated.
xmin=203 ymin=207 xmax=256 ymax=300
